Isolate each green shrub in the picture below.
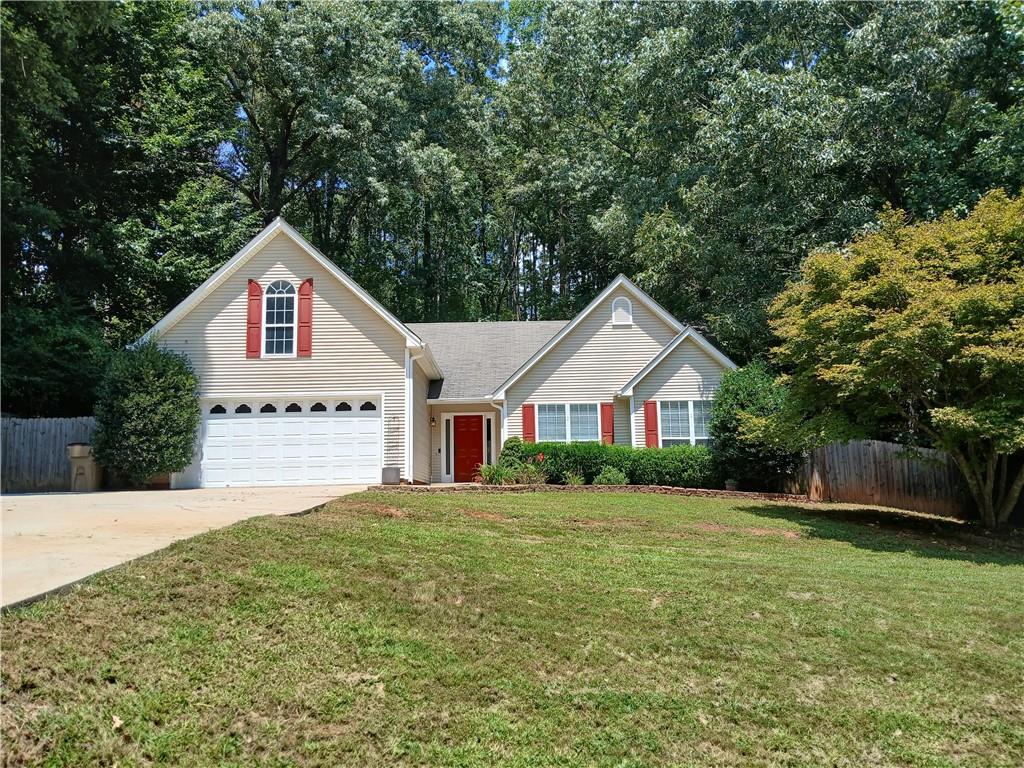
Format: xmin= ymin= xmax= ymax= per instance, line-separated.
xmin=499 ymin=436 xmax=528 ymax=465
xmin=478 ymin=463 xmax=515 ymax=485
xmin=499 ymin=438 xmax=714 ymax=488
xmin=93 ymin=342 xmax=200 ymax=487
xmin=709 ymin=362 xmax=804 ymax=490
xmin=627 ymin=445 xmax=714 ymax=487
xmin=564 ymin=470 xmax=585 ymax=486
xmin=488 ymin=439 xmax=550 ymax=485
xmin=519 ymin=440 xmax=633 ymax=483
xmin=593 ymin=466 xmax=628 ymax=485
xmin=513 ymin=461 xmax=547 ymax=485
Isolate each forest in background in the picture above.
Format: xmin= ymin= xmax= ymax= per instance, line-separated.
xmin=3 ymin=0 xmax=1022 ymax=416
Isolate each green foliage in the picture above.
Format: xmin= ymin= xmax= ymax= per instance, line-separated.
xmin=503 ymin=439 xmax=714 ymax=488
xmin=3 ymin=1 xmax=1023 ymax=414
xmin=507 ymin=1 xmax=1024 ymax=358
xmin=563 ymin=470 xmax=585 ymax=486
xmin=770 ymin=190 xmax=1024 ymax=527
xmin=593 ymin=465 xmax=628 ymax=485
xmin=498 ymin=436 xmax=528 ymax=465
xmin=508 ymin=440 xmax=633 ymax=484
xmin=487 ymin=438 xmax=550 ymax=484
xmin=708 ymin=363 xmax=805 ymax=491
xmin=0 ymin=299 xmax=111 ymax=417
xmin=478 ymin=462 xmax=515 ymax=486
xmin=627 ymin=446 xmax=714 ymax=488
xmin=512 ymin=461 xmax=548 ymax=485
xmin=93 ymin=343 xmax=200 ymax=487
xmin=114 ymin=177 xmax=262 ymax=335
xmin=1 ymin=0 xmax=232 ymax=414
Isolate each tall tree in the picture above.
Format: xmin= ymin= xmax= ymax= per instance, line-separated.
xmin=769 ymin=191 xmax=1024 ymax=528
xmin=503 ymin=1 xmax=1024 ymax=356
xmin=1 ymin=0 xmax=225 ymax=415
xmin=2 ymin=0 xmax=1022 ymax=417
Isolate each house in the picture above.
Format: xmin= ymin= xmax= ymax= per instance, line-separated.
xmin=142 ymin=219 xmax=736 ymax=488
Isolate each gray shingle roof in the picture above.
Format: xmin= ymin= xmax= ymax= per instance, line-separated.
xmin=407 ymin=321 xmax=568 ymax=400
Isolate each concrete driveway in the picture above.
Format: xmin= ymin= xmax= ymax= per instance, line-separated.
xmin=1 ymin=485 xmax=364 ymax=607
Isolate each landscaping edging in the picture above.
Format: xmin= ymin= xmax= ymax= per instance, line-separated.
xmin=368 ymin=484 xmax=810 ymax=504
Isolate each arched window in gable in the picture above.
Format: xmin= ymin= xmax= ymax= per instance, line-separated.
xmin=612 ymin=296 xmax=632 ymax=326
xmin=263 ymin=281 xmax=296 ymax=356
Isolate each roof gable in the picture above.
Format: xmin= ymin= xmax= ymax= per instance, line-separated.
xmin=489 ymin=274 xmax=684 ymax=399
xmin=140 ymin=218 xmax=440 ymax=377
xmin=617 ymin=328 xmax=737 ymax=397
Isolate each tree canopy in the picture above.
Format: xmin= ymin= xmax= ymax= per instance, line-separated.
xmin=2 ymin=0 xmax=1022 ymax=415
xmin=769 ymin=190 xmax=1024 ymax=528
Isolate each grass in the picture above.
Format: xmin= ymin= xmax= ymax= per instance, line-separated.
xmin=2 ymin=491 xmax=1022 ymax=767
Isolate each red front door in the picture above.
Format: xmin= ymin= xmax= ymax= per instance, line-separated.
xmin=453 ymin=415 xmax=484 ymax=482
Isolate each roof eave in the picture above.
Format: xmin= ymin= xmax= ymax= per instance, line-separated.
xmin=139 ymin=217 xmax=425 ymax=350
xmin=618 ymin=327 xmax=738 ymax=397
xmin=409 ymin=342 xmax=443 ymax=379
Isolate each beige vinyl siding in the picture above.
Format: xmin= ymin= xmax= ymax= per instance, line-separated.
xmin=412 ymin=367 xmax=431 ymax=483
xmin=429 ymin=403 xmax=501 ymax=483
xmin=612 ymin=399 xmax=631 ymax=446
xmin=629 ymin=337 xmax=726 ymax=447
xmin=159 ymin=231 xmax=408 ymax=470
xmin=505 ymin=288 xmax=676 ymax=446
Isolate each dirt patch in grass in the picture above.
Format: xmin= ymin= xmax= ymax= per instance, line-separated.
xmin=458 ymin=507 xmax=506 ymax=522
xmin=692 ymin=522 xmax=801 ymax=540
xmin=337 ymin=501 xmax=406 ymax=518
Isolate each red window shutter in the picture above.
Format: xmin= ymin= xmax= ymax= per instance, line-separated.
xmin=643 ymin=400 xmax=659 ymax=447
xmin=246 ymin=280 xmax=263 ymax=358
xmin=601 ymin=402 xmax=615 ymax=444
xmin=521 ymin=404 xmax=536 ymax=443
xmin=297 ymin=278 xmax=313 ymax=357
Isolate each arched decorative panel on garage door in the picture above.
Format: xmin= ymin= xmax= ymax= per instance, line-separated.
xmin=196 ymin=397 xmax=382 ymax=487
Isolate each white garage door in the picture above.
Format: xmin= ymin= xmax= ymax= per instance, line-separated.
xmin=198 ymin=397 xmax=382 ymax=487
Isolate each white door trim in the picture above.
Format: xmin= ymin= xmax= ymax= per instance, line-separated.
xmin=440 ymin=411 xmax=497 ymax=483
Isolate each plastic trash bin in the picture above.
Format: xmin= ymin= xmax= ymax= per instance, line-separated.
xmin=67 ymin=443 xmax=101 ymax=492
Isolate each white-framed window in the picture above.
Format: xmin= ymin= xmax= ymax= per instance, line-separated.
xmin=612 ymin=296 xmax=633 ymax=325
xmin=692 ymin=400 xmax=712 ymax=446
xmin=536 ymin=402 xmax=600 ymax=442
xmin=569 ymin=403 xmax=600 ymax=441
xmin=537 ymin=404 xmax=567 ymax=441
xmin=659 ymin=400 xmax=713 ymax=446
xmin=659 ymin=401 xmax=690 ymax=446
xmin=263 ymin=280 xmax=296 ymax=356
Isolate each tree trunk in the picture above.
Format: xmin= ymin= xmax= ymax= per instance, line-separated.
xmin=996 ymin=460 xmax=1024 ymax=527
xmin=422 ymin=199 xmax=435 ymax=321
xmin=951 ymin=447 xmax=1023 ymax=529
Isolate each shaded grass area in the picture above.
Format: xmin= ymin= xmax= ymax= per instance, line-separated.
xmin=3 ymin=492 xmax=1022 ymax=767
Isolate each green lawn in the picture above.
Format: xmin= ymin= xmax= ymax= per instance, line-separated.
xmin=3 ymin=492 xmax=1022 ymax=767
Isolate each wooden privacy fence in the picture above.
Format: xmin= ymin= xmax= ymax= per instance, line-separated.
xmin=799 ymin=439 xmax=968 ymax=518
xmin=1 ymin=417 xmax=97 ymax=493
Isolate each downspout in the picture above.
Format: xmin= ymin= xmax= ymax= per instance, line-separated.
xmin=629 ymin=395 xmax=638 ymax=448
xmin=404 ymin=348 xmax=413 ymax=483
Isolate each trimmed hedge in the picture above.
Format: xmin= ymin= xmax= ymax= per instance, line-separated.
xmin=501 ymin=437 xmax=714 ymax=488
xmin=93 ymin=342 xmax=200 ymax=487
